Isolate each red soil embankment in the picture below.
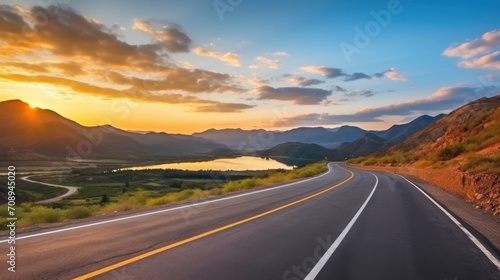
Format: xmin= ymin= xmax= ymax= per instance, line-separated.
xmin=351 ymin=165 xmax=499 ymax=217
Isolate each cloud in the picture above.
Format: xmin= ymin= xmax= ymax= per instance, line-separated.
xmin=0 ymin=72 xmax=253 ymax=111
xmin=241 ymin=74 xmax=269 ymax=87
xmin=443 ymin=29 xmax=500 ymax=69
xmin=287 ymin=76 xmax=325 ymax=87
xmin=104 ymin=68 xmax=244 ymax=94
xmin=459 ymin=51 xmax=500 ymax=70
xmin=192 ymin=46 xmax=241 ymax=67
xmin=273 ymin=51 xmax=289 ymax=57
xmin=344 ymin=90 xmax=376 ymax=98
xmin=256 ymin=86 xmax=332 ymax=105
xmin=273 ymin=86 xmax=499 ymax=126
xmin=51 ymin=62 xmax=85 ymax=76
xmin=332 ymin=85 xmax=347 ymax=92
xmin=4 ymin=61 xmax=49 ymax=73
xmin=302 ymin=65 xmax=406 ymax=82
xmin=373 ymin=68 xmax=406 ymax=81
xmin=133 ymin=19 xmax=191 ymax=53
xmin=0 ymin=5 xmax=166 ymax=70
xmin=344 ymin=72 xmax=371 ymax=82
xmin=194 ymin=102 xmax=255 ymax=113
xmin=301 ymin=65 xmax=346 ymax=78
xmin=249 ymin=56 xmax=281 ymax=69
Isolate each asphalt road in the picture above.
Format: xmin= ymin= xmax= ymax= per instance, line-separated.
xmin=1 ymin=163 xmax=499 ymax=280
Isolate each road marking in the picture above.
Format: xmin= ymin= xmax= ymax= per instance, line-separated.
xmin=304 ymin=173 xmax=378 ymax=280
xmin=0 ymin=163 xmax=335 ymax=243
xmin=400 ymin=175 xmax=500 ymax=271
xmin=72 ymin=168 xmax=354 ymax=280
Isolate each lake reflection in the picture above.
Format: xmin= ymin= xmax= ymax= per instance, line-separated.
xmin=121 ymin=156 xmax=294 ymax=171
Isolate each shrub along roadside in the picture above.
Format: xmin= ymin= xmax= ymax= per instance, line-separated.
xmin=0 ymin=161 xmax=327 ymax=230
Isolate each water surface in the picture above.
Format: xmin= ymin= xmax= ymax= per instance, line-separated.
xmin=121 ymin=156 xmax=294 ymax=171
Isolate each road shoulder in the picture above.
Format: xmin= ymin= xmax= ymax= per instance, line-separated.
xmin=348 ymin=165 xmax=500 ymax=252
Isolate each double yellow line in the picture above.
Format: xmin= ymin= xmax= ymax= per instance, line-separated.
xmin=73 ymin=169 xmax=354 ymax=279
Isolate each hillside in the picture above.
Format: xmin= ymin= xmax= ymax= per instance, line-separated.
xmin=0 ymin=100 xmax=226 ymax=162
xmin=336 ymin=133 xmax=390 ymax=157
xmin=350 ymin=95 xmax=500 ymax=216
xmin=359 ymin=95 xmax=500 ymax=173
xmin=375 ymin=114 xmax=445 ymax=143
xmin=257 ymin=142 xmax=348 ymax=166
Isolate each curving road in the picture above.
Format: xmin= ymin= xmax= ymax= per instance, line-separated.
xmin=21 ymin=175 xmax=79 ymax=204
xmin=2 ymin=163 xmax=499 ymax=279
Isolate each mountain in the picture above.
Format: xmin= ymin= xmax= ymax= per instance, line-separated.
xmin=0 ymin=100 xmax=226 ymax=161
xmin=375 ymin=114 xmax=445 ymax=143
xmin=194 ymin=116 xmax=440 ymax=150
xmin=192 ymin=128 xmax=269 ymax=149
xmin=336 ymin=133 xmax=390 ymax=157
xmin=357 ymin=95 xmax=500 ymax=174
xmin=257 ymin=142 xmax=348 ymax=165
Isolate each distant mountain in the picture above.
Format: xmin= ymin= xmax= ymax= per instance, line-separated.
xmin=0 ymin=100 xmax=226 ymax=161
xmin=194 ymin=116 xmax=440 ymax=150
xmin=257 ymin=133 xmax=389 ymax=165
xmin=375 ymin=114 xmax=445 ymax=143
xmin=257 ymin=142 xmax=348 ymax=165
xmin=336 ymin=133 xmax=390 ymax=157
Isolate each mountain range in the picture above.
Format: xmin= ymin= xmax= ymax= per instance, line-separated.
xmin=194 ymin=114 xmax=442 ymax=150
xmin=0 ymin=100 xmax=225 ymax=162
xmin=0 ymin=99 xmax=442 ymax=163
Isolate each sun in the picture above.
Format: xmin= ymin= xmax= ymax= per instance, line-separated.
xmin=27 ymin=102 xmax=41 ymax=109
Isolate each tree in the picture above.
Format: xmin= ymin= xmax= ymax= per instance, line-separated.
xmin=100 ymin=194 xmax=109 ymax=204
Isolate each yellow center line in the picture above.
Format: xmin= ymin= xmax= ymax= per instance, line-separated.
xmin=73 ymin=169 xmax=354 ymax=280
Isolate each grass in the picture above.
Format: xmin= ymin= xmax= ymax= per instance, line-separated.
xmin=0 ymin=161 xmax=327 ymax=230
xmin=459 ymin=154 xmax=500 ymax=175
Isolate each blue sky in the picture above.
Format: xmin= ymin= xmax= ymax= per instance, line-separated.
xmin=0 ymin=0 xmax=499 ymax=133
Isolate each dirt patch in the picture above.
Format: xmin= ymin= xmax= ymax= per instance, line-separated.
xmin=351 ymin=164 xmax=500 ymax=250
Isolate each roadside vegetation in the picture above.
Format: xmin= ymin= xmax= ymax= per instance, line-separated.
xmin=0 ymin=161 xmax=327 ymax=229
xmin=349 ymin=109 xmax=500 ymax=175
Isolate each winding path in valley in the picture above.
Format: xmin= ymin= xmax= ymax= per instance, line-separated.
xmin=20 ymin=175 xmax=78 ymax=204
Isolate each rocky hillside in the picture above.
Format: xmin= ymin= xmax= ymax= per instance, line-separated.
xmin=351 ymin=94 xmax=500 ymax=216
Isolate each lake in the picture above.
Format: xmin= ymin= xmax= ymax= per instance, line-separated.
xmin=119 ymin=156 xmax=294 ymax=171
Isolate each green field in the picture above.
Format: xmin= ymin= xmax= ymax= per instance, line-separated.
xmin=0 ymin=161 xmax=327 ymax=229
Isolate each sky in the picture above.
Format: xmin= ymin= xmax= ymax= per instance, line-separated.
xmin=0 ymin=0 xmax=499 ymax=134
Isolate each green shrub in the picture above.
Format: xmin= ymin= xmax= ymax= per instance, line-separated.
xmin=438 ymin=143 xmax=465 ymax=160
xmin=66 ymin=206 xmax=92 ymax=219
xmin=24 ymin=206 xmax=65 ymax=224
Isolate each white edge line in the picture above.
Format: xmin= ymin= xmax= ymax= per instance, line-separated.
xmin=399 ymin=175 xmax=500 ymax=271
xmin=305 ymin=173 xmax=379 ymax=280
xmin=1 ymin=163 xmax=336 ymax=243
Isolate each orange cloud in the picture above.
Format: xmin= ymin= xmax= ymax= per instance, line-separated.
xmin=443 ymin=29 xmax=500 ymax=69
xmin=193 ymin=46 xmax=241 ymax=67
xmin=0 ymin=4 xmax=250 ymax=111
xmin=0 ymin=73 xmax=253 ymax=112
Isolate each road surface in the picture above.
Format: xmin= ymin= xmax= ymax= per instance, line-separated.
xmin=2 ymin=163 xmax=499 ymax=279
xmin=20 ymin=175 xmax=79 ymax=204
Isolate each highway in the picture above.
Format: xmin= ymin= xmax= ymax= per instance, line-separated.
xmin=1 ymin=163 xmax=499 ymax=279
